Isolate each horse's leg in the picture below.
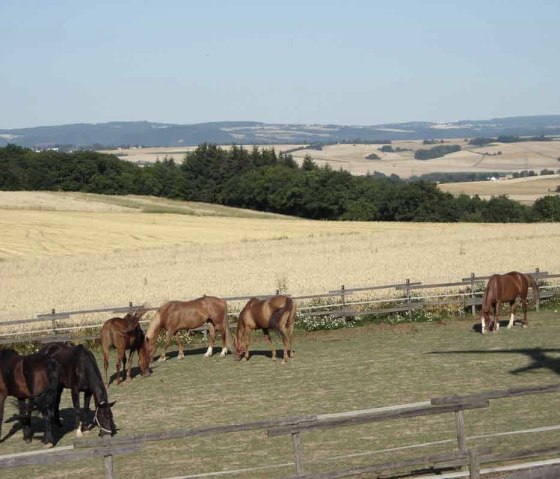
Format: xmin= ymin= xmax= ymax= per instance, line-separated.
xmin=18 ymin=399 xmax=32 ymax=443
xmin=243 ymin=330 xmax=251 ymax=361
xmin=262 ymin=329 xmax=276 ymax=361
xmin=116 ymin=349 xmax=125 ymax=385
xmin=494 ymin=301 xmax=501 ymax=332
xmin=174 ymin=331 xmax=186 ymax=359
xmin=204 ymin=322 xmax=216 ymax=357
xmin=41 ymin=401 xmax=54 ymax=446
xmin=126 ymin=350 xmax=134 ymax=381
xmin=508 ymin=300 xmax=517 ymax=328
xmin=158 ymin=330 xmax=174 ymax=361
xmin=0 ymin=394 xmax=4 ymax=440
xmin=83 ymin=392 xmax=92 ymax=432
xmin=219 ymin=322 xmax=228 ymax=356
xmin=103 ymin=346 xmax=110 ymax=386
xmin=53 ymin=384 xmax=63 ymax=426
xmin=278 ymin=327 xmax=290 ymax=364
xmin=521 ymin=295 xmax=528 ymax=327
xmin=288 ymin=318 xmax=296 ymax=358
xmin=71 ymin=389 xmax=84 ymax=437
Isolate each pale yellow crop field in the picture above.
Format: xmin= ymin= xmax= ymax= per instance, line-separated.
xmin=271 ymin=140 xmax=560 ymax=179
xmin=1 ymin=192 xmax=559 ymax=322
xmin=98 ymin=144 xmax=305 ymax=165
xmin=439 ymin=174 xmax=560 ymax=204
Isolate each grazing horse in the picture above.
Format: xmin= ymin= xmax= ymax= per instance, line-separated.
xmin=146 ymin=296 xmax=232 ymax=362
xmin=234 ymin=295 xmax=296 ymax=364
xmin=0 ymin=348 xmax=59 ymax=445
xmin=480 ymin=271 xmax=540 ymax=334
xmin=39 ymin=342 xmax=117 ymax=437
xmin=101 ymin=308 xmax=152 ymax=386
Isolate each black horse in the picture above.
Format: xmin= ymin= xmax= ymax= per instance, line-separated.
xmin=0 ymin=348 xmax=59 ymax=445
xmin=39 ymin=342 xmax=117 ymax=437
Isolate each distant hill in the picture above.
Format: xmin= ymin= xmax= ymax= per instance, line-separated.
xmin=1 ymin=115 xmax=560 ymax=148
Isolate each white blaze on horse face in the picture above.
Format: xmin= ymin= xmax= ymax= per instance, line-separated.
xmin=204 ymin=346 xmax=213 ymax=357
xmin=507 ymin=313 xmax=515 ymax=329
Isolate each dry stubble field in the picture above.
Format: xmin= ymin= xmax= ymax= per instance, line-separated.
xmin=1 ymin=191 xmax=560 ymax=321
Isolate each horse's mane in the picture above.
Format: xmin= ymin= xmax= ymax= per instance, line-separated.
xmin=145 ymin=309 xmax=162 ymax=340
xmin=76 ymin=345 xmax=108 ymax=402
xmin=525 ymin=274 xmax=540 ymax=301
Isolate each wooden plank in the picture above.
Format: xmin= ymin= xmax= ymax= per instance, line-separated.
xmin=431 ymin=384 xmax=560 ymax=406
xmin=478 ymin=444 xmax=560 ymax=466
xmin=283 ymin=449 xmax=471 ymax=479
xmin=268 ymin=400 xmax=489 ymax=437
xmin=0 ymin=444 xmax=141 ymax=468
xmin=75 ymin=414 xmax=317 ymax=449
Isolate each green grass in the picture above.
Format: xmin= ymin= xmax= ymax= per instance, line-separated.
xmin=2 ymin=312 xmax=560 ymax=478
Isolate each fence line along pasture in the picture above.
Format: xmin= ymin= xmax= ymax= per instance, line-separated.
xmin=2 ymin=384 xmax=560 ymax=479
xmin=0 ymin=268 xmax=558 ymax=345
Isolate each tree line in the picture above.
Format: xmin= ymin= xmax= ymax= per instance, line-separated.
xmin=1 ymin=143 xmax=559 ymax=222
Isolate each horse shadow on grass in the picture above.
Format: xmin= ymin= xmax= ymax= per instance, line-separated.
xmin=430 ymin=347 xmax=560 ymax=376
xmin=0 ymin=405 xmax=82 ymax=445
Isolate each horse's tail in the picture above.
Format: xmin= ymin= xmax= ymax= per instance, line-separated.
xmin=270 ymin=296 xmax=295 ymax=331
xmin=525 ymin=274 xmax=540 ymax=303
xmin=33 ymin=358 xmax=59 ymax=412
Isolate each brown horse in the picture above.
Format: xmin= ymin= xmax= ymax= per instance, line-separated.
xmin=0 ymin=348 xmax=59 ymax=445
xmin=145 ymin=296 xmax=232 ymax=361
xmin=101 ymin=308 xmax=152 ymax=386
xmin=234 ymin=295 xmax=296 ymax=364
xmin=480 ymin=271 xmax=540 ymax=334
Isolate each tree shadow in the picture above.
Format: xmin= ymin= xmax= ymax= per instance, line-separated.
xmin=430 ymin=348 xmax=560 ymax=376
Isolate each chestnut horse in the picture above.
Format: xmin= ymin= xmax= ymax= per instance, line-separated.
xmin=146 ymin=296 xmax=232 ymax=361
xmin=480 ymin=271 xmax=540 ymax=334
xmin=0 ymin=348 xmax=59 ymax=445
xmin=101 ymin=308 xmax=152 ymax=385
xmin=39 ymin=342 xmax=117 ymax=437
xmin=234 ymin=295 xmax=296 ymax=363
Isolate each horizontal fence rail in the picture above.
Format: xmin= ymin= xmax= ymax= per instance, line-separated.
xmin=0 ymin=269 xmax=558 ymax=345
xmin=2 ymin=384 xmax=559 ymax=479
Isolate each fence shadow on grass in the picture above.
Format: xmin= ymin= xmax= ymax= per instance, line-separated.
xmin=429 ymin=348 xmax=560 ymax=376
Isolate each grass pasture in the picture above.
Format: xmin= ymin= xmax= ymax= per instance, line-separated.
xmin=1 ymin=312 xmax=560 ymax=478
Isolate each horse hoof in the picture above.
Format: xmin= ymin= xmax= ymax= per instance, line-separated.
xmin=158 ymin=356 xmax=167 ymax=362
xmin=43 ymin=443 xmax=54 ymax=449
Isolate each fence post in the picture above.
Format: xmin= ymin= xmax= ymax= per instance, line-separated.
xmin=104 ymin=453 xmax=114 ymax=479
xmin=50 ymin=309 xmax=57 ymax=336
xmin=468 ymin=449 xmax=480 ymax=479
xmin=455 ymin=410 xmax=467 ymax=454
xmin=291 ymin=432 xmax=305 ymax=475
xmin=535 ymin=268 xmax=540 ymax=311
xmin=470 ymin=273 xmax=476 ymax=316
xmin=405 ymin=279 xmax=411 ymax=315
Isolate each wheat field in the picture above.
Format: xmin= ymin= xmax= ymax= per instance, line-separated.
xmin=1 ymin=192 xmax=559 ymax=321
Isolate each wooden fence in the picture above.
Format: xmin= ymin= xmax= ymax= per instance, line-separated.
xmin=1 ymin=384 xmax=560 ymax=478
xmin=1 ymin=269 xmax=559 ymax=345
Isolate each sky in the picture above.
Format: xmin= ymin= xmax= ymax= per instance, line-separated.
xmin=1 ymin=0 xmax=559 ymax=129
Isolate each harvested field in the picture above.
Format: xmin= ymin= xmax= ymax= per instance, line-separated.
xmin=439 ymin=174 xmax=560 ymax=205
xmin=0 ymin=192 xmax=559 ymax=322
xmin=1 ymin=312 xmax=559 ymax=478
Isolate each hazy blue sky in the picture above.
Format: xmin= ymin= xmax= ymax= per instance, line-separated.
xmin=1 ymin=0 xmax=559 ymax=129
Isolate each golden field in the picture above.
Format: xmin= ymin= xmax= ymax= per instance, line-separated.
xmin=439 ymin=173 xmax=560 ymax=205
xmin=0 ymin=192 xmax=559 ymax=321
